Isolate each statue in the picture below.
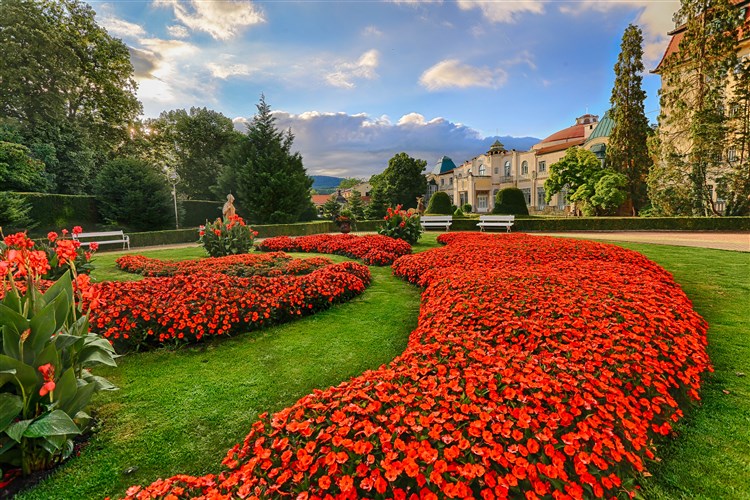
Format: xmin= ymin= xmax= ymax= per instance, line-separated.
xmin=416 ymin=196 xmax=425 ymax=215
xmin=222 ymin=194 xmax=236 ymax=220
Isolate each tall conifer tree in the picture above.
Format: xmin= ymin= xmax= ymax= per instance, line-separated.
xmin=656 ymin=0 xmax=739 ymax=215
xmin=721 ymin=57 xmax=750 ymax=215
xmin=233 ymin=95 xmax=315 ymax=224
xmin=607 ymin=24 xmax=651 ymax=215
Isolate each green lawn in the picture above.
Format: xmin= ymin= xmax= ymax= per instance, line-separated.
xmin=17 ymin=235 xmax=750 ymax=499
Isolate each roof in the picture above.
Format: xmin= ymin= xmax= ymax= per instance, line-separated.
xmin=311 ymin=194 xmax=333 ymax=206
xmin=488 ymin=140 xmax=505 ymax=152
xmin=585 ymin=111 xmax=614 ymax=143
xmin=535 ymin=138 xmax=586 ymax=155
xmin=653 ymin=30 xmax=685 ymax=73
xmin=431 ymin=156 xmax=457 ymax=175
xmin=540 ymin=123 xmax=586 ymax=144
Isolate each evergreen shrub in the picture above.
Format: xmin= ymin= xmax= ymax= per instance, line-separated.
xmin=425 ymin=192 xmax=453 ymax=215
xmin=493 ymin=188 xmax=530 ymax=215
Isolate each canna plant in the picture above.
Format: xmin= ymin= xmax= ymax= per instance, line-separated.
xmin=0 ymin=231 xmax=117 ymax=476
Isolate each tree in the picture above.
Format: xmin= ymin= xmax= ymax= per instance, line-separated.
xmin=607 ymin=24 xmax=652 ymax=215
xmin=365 ymin=174 xmax=388 ymax=219
xmin=656 ymin=0 xmax=739 ymax=215
xmin=93 ymin=158 xmax=173 ymax=231
xmin=0 ymin=0 xmax=141 ymax=192
xmin=718 ymin=57 xmax=750 ymax=215
xmin=0 ymin=141 xmax=50 ymax=191
xmin=230 ymin=95 xmax=315 ymax=224
xmin=348 ymin=190 xmax=365 ymax=219
xmin=545 ymin=147 xmax=627 ymax=215
xmin=321 ymin=195 xmax=342 ymax=220
xmin=139 ymin=108 xmax=236 ymax=200
xmin=338 ymin=178 xmax=364 ymax=190
xmin=492 ymin=188 xmax=529 ymax=215
xmin=426 ymin=191 xmax=453 ymax=215
xmin=372 ymin=153 xmax=427 ymax=209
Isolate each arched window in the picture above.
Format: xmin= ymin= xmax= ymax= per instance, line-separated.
xmin=504 ymin=161 xmax=511 ymax=177
xmin=478 ymin=164 xmax=486 ymax=176
xmin=521 ymin=161 xmax=528 ymax=175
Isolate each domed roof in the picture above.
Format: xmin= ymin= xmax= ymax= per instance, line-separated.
xmin=541 ymin=123 xmax=586 ymax=144
xmin=431 ymin=156 xmax=456 ymax=175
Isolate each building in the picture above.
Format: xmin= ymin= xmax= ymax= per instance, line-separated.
xmin=427 ymin=113 xmax=613 ymax=214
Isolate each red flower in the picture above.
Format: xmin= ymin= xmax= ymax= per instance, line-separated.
xmin=38 ymin=363 xmax=55 ymax=397
xmin=72 ymin=226 xmax=83 ymax=235
xmin=47 ymin=231 xmax=58 ymax=242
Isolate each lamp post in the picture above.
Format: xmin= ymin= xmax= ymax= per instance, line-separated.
xmin=163 ymin=159 xmax=180 ymax=229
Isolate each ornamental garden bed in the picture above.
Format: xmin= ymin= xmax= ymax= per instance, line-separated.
xmin=257 ymin=233 xmax=412 ymax=265
xmin=122 ymin=233 xmax=712 ymax=499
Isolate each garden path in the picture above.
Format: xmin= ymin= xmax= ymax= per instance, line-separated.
xmin=537 ymin=231 xmax=750 ymax=252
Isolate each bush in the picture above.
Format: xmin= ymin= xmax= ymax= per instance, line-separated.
xmin=0 ymin=191 xmax=34 ymax=231
xmin=0 ymin=232 xmax=117 ymax=476
xmin=425 ymin=192 xmax=453 ymax=215
xmin=453 ymin=207 xmax=465 ymax=217
xmin=93 ymin=158 xmax=173 ymax=232
xmin=462 ymin=203 xmax=472 ymax=213
xmin=199 ymin=215 xmax=257 ymax=257
xmin=378 ymin=205 xmax=422 ymax=244
xmin=13 ymin=193 xmax=100 ymax=233
xmin=181 ymin=200 xmax=221 ymax=228
xmin=493 ymin=187 xmax=529 ymax=215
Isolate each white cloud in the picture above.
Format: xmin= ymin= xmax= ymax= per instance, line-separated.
xmin=420 ymin=59 xmax=508 ymax=91
xmin=232 ymin=110 xmax=538 ymax=178
xmin=363 ymin=26 xmax=383 ymax=36
xmin=167 ymin=24 xmax=190 ymax=39
xmin=207 ymin=62 xmax=252 ymax=79
xmin=456 ymin=0 xmax=545 ymax=23
xmin=97 ymin=13 xmax=146 ymax=39
xmin=154 ymin=0 xmax=265 ymax=40
xmin=557 ymin=0 xmax=679 ymax=64
xmin=325 ymin=50 xmax=380 ymax=89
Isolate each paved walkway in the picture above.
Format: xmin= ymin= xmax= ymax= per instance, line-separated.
xmin=536 ymin=231 xmax=750 ymax=252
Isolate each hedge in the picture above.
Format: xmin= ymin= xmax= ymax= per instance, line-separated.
xmin=16 ymin=192 xmax=101 ymax=231
xmin=181 ymin=200 xmax=221 ymax=228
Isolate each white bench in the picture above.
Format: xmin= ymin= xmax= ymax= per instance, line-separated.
xmin=73 ymin=230 xmax=130 ymax=250
xmin=477 ymin=215 xmax=515 ymax=232
xmin=420 ymin=215 xmax=453 ymax=231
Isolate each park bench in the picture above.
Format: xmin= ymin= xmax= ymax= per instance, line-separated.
xmin=420 ymin=215 xmax=453 ymax=231
xmin=73 ymin=230 xmax=130 ymax=250
xmin=477 ymin=215 xmax=515 ymax=232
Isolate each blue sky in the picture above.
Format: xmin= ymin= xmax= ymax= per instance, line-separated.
xmin=93 ymin=0 xmax=678 ymax=178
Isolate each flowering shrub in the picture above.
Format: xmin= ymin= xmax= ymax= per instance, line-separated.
xmin=199 ymin=215 xmax=258 ymax=258
xmin=0 ymin=232 xmax=116 ymax=477
xmin=37 ymin=226 xmax=97 ymax=280
xmin=116 ymin=252 xmax=331 ymax=278
xmin=87 ymin=258 xmax=370 ymax=350
xmin=258 ymin=233 xmax=411 ymax=266
xmin=124 ymin=233 xmax=710 ymax=499
xmin=377 ymin=204 xmax=423 ymax=244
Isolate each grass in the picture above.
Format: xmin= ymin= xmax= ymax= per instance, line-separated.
xmin=17 ymin=235 xmax=750 ymax=499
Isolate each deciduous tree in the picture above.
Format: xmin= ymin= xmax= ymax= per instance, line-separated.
xmin=372 ymin=153 xmax=427 ymax=209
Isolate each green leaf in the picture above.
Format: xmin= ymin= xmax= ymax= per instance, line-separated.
xmin=24 ymin=410 xmax=80 ymax=438
xmin=2 ymin=326 xmax=21 ymax=360
xmin=42 ymin=272 xmax=73 ymax=309
xmin=0 ymin=354 xmax=37 ymax=395
xmin=0 ymin=303 xmax=30 ymax=338
xmin=78 ymin=346 xmax=118 ymax=368
xmin=65 ymin=383 xmax=95 ymax=417
xmin=28 ymin=294 xmax=65 ymax=355
xmin=6 ymin=419 xmax=32 ymax=443
xmin=0 ymin=393 xmax=23 ymax=430
xmin=1 ymin=288 xmax=22 ymax=314
xmin=53 ymin=368 xmax=77 ymax=409
xmin=82 ymin=373 xmax=118 ymax=392
xmin=53 ymin=333 xmax=82 ymax=352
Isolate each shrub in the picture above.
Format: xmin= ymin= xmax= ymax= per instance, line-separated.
xmin=93 ymin=158 xmax=173 ymax=232
xmin=199 ymin=215 xmax=257 ymax=257
xmin=0 ymin=191 xmax=33 ymax=232
xmin=493 ymin=187 xmax=529 ymax=215
xmin=378 ymin=205 xmax=422 ymax=244
xmin=0 ymin=232 xmax=117 ymax=476
xmin=453 ymin=207 xmax=464 ymax=217
xmin=462 ymin=203 xmax=472 ymax=213
xmin=425 ymin=191 xmax=453 ymax=215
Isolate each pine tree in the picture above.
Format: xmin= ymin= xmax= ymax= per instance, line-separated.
xmin=321 ymin=195 xmax=342 ymax=220
xmin=348 ymin=189 xmax=365 ymax=219
xmin=233 ymin=95 xmax=315 ymax=224
xmin=606 ymin=24 xmax=652 ymax=215
xmin=656 ymin=0 xmax=740 ymax=215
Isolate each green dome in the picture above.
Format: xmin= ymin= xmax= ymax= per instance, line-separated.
xmin=431 ymin=156 xmax=457 ymax=175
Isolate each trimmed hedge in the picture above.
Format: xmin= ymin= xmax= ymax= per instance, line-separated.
xmin=448 ymin=216 xmax=750 ymax=232
xmin=16 ymin=192 xmax=101 ymax=231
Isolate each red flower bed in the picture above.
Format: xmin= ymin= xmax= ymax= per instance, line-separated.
xmin=116 ymin=252 xmax=332 ymax=277
xmin=123 ymin=233 xmax=710 ymax=499
xmin=86 ymin=257 xmax=370 ymax=350
xmin=257 ymin=234 xmax=412 ymax=265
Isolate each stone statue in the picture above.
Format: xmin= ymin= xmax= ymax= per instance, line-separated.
xmin=222 ymin=194 xmax=236 ymax=220
xmin=416 ymin=196 xmax=426 ymax=215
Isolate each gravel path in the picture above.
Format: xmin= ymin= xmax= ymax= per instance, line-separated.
xmin=535 ymin=231 xmax=750 ymax=252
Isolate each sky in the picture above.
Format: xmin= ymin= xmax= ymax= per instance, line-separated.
xmin=92 ymin=0 xmax=680 ymax=179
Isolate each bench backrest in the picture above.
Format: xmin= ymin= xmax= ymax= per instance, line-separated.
xmin=74 ymin=231 xmax=126 ymax=239
xmin=421 ymin=215 xmax=453 ymax=222
xmin=479 ymin=215 xmax=515 ymax=222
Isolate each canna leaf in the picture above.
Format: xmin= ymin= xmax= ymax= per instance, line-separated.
xmin=23 ymin=410 xmax=80 ymax=438
xmin=0 ymin=393 xmax=23 ymax=430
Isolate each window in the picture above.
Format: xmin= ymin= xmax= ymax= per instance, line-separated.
xmin=477 ymin=194 xmax=488 ymax=210
xmin=449 ymin=177 xmax=453 ymax=185
xmin=537 ymin=187 xmax=546 ymax=210
xmin=478 ymin=164 xmax=486 ymax=176
xmin=557 ymin=187 xmax=568 ymax=210
xmin=728 ymin=148 xmax=738 ymax=162
xmin=494 ymin=166 xmax=499 ymax=175
xmin=521 ymin=188 xmax=531 ymax=205
xmin=440 ymin=178 xmax=444 ymax=186
xmin=538 ymin=161 xmax=546 ymax=173
xmin=521 ymin=161 xmax=528 ymax=175
xmin=504 ymin=161 xmax=511 ymax=177
xmin=459 ymin=192 xmax=468 ymax=206
xmin=493 ymin=189 xmax=499 ymax=199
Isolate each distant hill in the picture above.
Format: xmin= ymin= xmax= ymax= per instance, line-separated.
xmin=311 ymin=175 xmax=345 ymax=189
